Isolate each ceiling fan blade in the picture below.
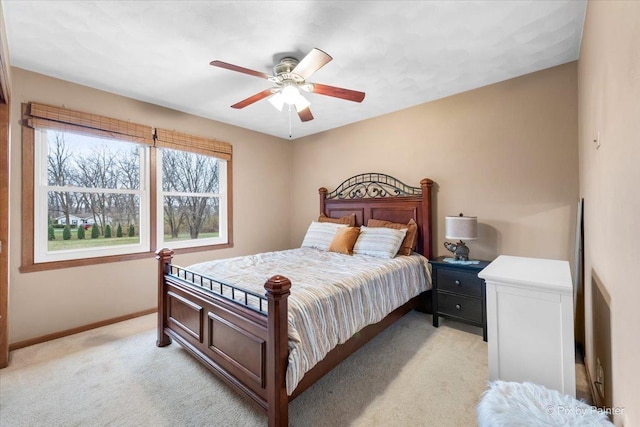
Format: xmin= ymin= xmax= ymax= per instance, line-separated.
xmin=231 ymin=88 xmax=275 ymax=109
xmin=210 ymin=60 xmax=272 ymax=80
xmin=297 ymin=107 xmax=314 ymax=122
xmin=292 ymin=48 xmax=333 ymax=80
xmin=310 ymin=83 xmax=365 ymax=103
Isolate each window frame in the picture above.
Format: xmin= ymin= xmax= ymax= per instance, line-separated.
xmin=33 ymin=128 xmax=151 ymax=263
xmin=156 ymin=148 xmax=229 ymax=250
xmin=20 ymin=103 xmax=233 ymax=273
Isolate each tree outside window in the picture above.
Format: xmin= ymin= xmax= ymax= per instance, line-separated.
xmin=36 ymin=129 xmax=147 ymax=260
xmin=158 ymin=147 xmax=227 ymax=248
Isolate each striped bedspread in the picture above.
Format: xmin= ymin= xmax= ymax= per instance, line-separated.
xmin=187 ymin=247 xmax=432 ymax=395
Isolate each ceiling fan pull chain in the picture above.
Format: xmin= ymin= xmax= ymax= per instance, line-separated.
xmin=288 ymin=104 xmax=292 ymax=138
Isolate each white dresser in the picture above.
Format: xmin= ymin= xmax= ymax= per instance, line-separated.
xmin=479 ymin=255 xmax=575 ymax=396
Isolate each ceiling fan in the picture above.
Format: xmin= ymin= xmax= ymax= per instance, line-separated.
xmin=210 ymin=48 xmax=365 ymax=122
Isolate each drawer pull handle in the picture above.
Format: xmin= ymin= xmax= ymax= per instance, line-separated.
xmin=455 ymin=280 xmax=461 ymax=286
xmin=455 ymin=304 xmax=462 ymax=310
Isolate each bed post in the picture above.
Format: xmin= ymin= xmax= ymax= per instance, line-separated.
xmin=264 ymin=275 xmax=291 ymax=427
xmin=319 ymin=187 xmax=327 ymax=215
xmin=420 ymin=178 xmax=434 ymax=260
xmin=156 ymin=248 xmax=174 ymax=347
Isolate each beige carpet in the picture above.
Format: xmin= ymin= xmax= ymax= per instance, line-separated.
xmin=0 ymin=312 xmax=488 ymax=426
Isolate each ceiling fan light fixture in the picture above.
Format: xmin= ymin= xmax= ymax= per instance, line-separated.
xmin=294 ymin=94 xmax=310 ymax=112
xmin=268 ymin=92 xmax=284 ymax=111
xmin=281 ymin=83 xmax=300 ymax=105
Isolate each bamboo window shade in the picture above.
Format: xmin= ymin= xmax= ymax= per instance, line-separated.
xmin=27 ymin=103 xmax=154 ymax=145
xmin=154 ymin=129 xmax=232 ymax=161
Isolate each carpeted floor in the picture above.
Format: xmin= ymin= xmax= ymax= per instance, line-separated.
xmin=0 ymin=312 xmax=489 ymax=426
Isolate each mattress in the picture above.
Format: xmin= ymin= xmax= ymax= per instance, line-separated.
xmin=187 ymin=247 xmax=432 ymax=394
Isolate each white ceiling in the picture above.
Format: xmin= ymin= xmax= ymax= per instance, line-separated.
xmin=2 ymin=1 xmax=586 ymax=140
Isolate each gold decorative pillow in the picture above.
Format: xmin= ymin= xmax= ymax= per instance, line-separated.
xmin=319 ymin=213 xmax=356 ymax=227
xmin=367 ymin=218 xmax=418 ymax=256
xmin=328 ymin=227 xmax=360 ymax=255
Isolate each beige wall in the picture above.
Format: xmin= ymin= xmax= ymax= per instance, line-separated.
xmin=8 ymin=68 xmax=292 ymax=343
xmin=578 ymin=1 xmax=640 ymax=425
xmin=292 ymin=63 xmax=579 ymax=266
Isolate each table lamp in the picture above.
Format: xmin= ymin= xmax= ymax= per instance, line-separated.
xmin=444 ymin=213 xmax=478 ymax=261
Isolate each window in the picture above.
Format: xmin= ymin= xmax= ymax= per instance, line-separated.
xmin=157 ymin=148 xmax=227 ymax=249
xmin=21 ymin=103 xmax=233 ymax=272
xmin=36 ymin=128 xmax=149 ymax=262
xmin=154 ymin=128 xmax=232 ymax=251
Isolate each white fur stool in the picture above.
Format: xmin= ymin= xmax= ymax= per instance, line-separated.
xmin=477 ymin=381 xmax=613 ymax=426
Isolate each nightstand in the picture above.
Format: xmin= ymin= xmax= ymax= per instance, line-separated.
xmin=431 ymin=256 xmax=491 ymax=341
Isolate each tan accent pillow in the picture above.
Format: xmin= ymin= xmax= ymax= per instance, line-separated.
xmin=367 ymin=218 xmax=418 ymax=256
xmin=328 ymin=227 xmax=360 ymax=255
xmin=319 ymin=213 xmax=356 ymax=227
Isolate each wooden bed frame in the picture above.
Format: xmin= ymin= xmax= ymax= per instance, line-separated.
xmin=156 ymin=173 xmax=433 ymax=426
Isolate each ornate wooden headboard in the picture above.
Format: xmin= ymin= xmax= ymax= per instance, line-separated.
xmin=319 ymin=173 xmax=434 ymax=259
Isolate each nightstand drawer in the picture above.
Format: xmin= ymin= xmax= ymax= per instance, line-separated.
xmin=437 ymin=269 xmax=482 ymax=297
xmin=437 ymin=293 xmax=482 ymax=324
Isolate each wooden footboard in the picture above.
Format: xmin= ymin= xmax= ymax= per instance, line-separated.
xmin=156 ymin=248 xmax=291 ymax=427
xmin=156 ymin=248 xmax=425 ymax=427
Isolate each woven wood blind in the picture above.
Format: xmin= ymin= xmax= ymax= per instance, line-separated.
xmin=28 ymin=103 xmax=153 ymax=145
xmin=155 ymin=128 xmax=232 ymax=161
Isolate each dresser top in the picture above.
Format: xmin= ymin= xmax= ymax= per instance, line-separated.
xmin=478 ymin=255 xmax=572 ymax=293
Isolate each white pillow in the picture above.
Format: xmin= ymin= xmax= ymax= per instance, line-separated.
xmin=301 ymin=221 xmax=347 ymax=251
xmin=353 ymin=226 xmax=407 ymax=258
